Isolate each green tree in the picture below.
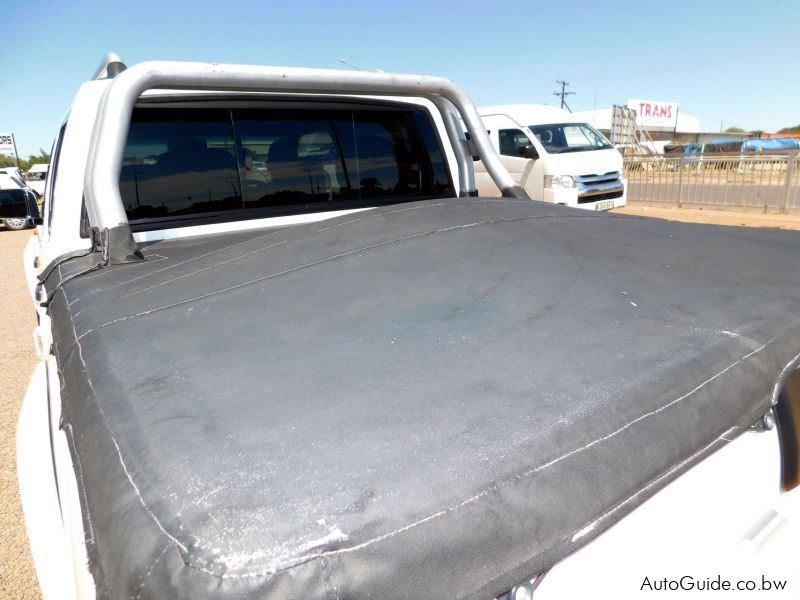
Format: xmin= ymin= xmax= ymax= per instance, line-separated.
xmin=778 ymin=125 xmax=800 ymax=134
xmin=25 ymin=148 xmax=51 ymax=167
xmin=0 ymin=154 xmax=20 ymax=168
xmin=724 ymin=126 xmax=747 ymax=133
xmin=0 ymin=149 xmax=51 ymax=171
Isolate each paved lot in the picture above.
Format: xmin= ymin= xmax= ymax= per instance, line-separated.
xmin=0 ymin=204 xmax=797 ymax=600
xmin=0 ymin=228 xmax=40 ymax=599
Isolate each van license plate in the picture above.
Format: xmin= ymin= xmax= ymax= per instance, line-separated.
xmin=595 ymin=200 xmax=615 ymax=211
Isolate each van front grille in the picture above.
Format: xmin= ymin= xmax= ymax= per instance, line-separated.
xmin=575 ymin=171 xmax=620 ymax=185
xmin=577 ymin=190 xmax=624 ymax=204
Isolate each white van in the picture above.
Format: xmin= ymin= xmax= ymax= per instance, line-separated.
xmin=475 ymin=105 xmax=626 ymax=210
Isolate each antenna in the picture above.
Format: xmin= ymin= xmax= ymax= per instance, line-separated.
xmin=553 ymin=79 xmax=575 ymax=112
xmin=339 ymin=58 xmax=362 ymax=71
xmin=338 ymin=58 xmax=383 ymax=73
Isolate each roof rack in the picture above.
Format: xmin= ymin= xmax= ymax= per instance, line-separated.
xmin=92 ymin=52 xmax=127 ymax=81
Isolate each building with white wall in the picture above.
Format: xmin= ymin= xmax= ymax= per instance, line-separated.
xmin=572 ymin=102 xmax=701 ymax=141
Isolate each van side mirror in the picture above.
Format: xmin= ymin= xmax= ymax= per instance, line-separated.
xmin=522 ymin=144 xmax=539 ymax=160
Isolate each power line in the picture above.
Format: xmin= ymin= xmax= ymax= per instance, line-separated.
xmin=553 ymin=79 xmax=575 ymax=112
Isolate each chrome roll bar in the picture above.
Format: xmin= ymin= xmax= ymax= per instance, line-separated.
xmin=84 ymin=61 xmax=527 ymax=232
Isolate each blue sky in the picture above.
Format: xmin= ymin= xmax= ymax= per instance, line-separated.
xmin=3 ymin=0 xmax=798 ymax=157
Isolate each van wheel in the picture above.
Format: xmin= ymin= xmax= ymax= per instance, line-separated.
xmin=3 ymin=218 xmax=29 ymax=230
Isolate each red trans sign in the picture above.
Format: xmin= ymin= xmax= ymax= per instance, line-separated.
xmin=627 ymin=100 xmax=679 ymax=129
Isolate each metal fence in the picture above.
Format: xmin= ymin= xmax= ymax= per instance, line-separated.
xmin=624 ymin=152 xmax=800 ymax=211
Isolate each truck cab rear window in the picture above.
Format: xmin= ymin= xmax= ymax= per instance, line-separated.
xmin=120 ymin=106 xmax=453 ymax=229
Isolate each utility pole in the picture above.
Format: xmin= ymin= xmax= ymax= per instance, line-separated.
xmin=553 ymin=80 xmax=575 ymax=112
xmin=10 ymin=133 xmax=21 ymax=170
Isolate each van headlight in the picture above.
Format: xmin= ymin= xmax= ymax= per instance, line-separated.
xmin=544 ymin=174 xmax=575 ymax=188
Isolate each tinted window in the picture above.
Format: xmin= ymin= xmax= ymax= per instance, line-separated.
xmin=335 ymin=119 xmax=398 ymax=195
xmin=0 ymin=189 xmax=30 ymax=218
xmin=412 ymin=112 xmax=452 ymax=190
xmin=235 ymin=112 xmax=348 ymax=208
xmin=331 ymin=111 xmax=451 ymax=197
xmin=120 ymin=108 xmax=241 ymax=220
xmin=499 ymin=128 xmax=531 ymax=157
xmin=121 ymin=106 xmax=454 ymax=227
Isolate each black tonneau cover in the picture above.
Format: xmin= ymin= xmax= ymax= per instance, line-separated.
xmin=48 ymin=198 xmax=800 ymax=599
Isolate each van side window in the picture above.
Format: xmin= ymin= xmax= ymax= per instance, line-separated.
xmin=498 ymin=129 xmax=531 ymax=158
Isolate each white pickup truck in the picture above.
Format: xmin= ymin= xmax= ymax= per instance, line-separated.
xmin=475 ymin=105 xmax=627 ymax=211
xmin=17 ymin=54 xmax=800 ymax=600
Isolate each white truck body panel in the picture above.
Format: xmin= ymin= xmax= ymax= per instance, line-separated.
xmin=40 ymin=80 xmax=108 ymax=266
xmin=537 ymin=428 xmax=800 ymax=598
xmin=17 ymin=359 xmax=95 ymax=600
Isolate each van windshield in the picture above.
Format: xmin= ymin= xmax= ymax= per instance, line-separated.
xmin=528 ymin=123 xmax=612 ymax=154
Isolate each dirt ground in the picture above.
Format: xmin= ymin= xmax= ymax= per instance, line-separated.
xmin=613 ymin=202 xmax=800 ymax=230
xmin=0 ymin=204 xmax=798 ymax=600
xmin=0 ymin=229 xmax=40 ymax=599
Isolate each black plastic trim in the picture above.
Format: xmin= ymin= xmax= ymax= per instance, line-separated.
xmin=775 ymin=369 xmax=800 ymax=491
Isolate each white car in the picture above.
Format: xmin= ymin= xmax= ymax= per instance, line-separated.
xmin=0 ymin=166 xmax=25 ymax=179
